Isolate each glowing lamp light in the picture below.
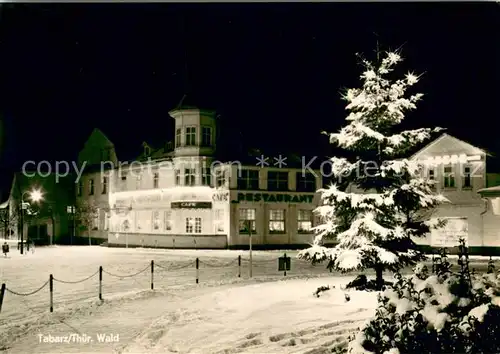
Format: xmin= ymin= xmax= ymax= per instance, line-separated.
xmin=29 ymin=189 xmax=43 ymax=202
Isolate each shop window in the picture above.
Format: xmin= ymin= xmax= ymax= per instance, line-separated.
xmin=152 ymin=211 xmax=160 ymax=230
xmin=297 ymin=209 xmax=313 ymax=233
xmin=186 ymin=217 xmax=202 ymax=234
xmin=269 ymin=209 xmax=285 ymax=233
xmin=164 ymin=210 xmax=172 ymax=231
xmin=239 ymin=208 xmax=256 ymax=233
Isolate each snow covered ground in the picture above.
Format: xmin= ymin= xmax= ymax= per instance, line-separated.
xmin=0 ymin=246 xmax=494 ymax=353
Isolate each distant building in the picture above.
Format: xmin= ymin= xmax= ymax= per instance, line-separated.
xmin=1 ymin=172 xmax=74 ymax=245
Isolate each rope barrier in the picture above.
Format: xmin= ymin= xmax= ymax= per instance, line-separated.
xmin=102 ymin=265 xmax=150 ymax=278
xmin=53 ymin=270 xmax=99 ymax=284
xmin=5 ymin=280 xmax=49 ymax=297
xmin=155 ymin=262 xmax=193 ymax=271
xmin=198 ymin=259 xmax=238 ymax=268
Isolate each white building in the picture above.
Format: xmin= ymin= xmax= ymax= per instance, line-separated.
xmin=76 ymin=106 xmax=497 ymax=251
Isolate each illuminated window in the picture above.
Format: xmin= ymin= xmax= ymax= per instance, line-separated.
xmin=444 ymin=166 xmax=455 ymax=188
xmin=239 ymin=208 xmax=256 ymax=233
xmin=297 ymin=209 xmax=313 ymax=233
xmin=269 ymin=209 xmax=285 ymax=233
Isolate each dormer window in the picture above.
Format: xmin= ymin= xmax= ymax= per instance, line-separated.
xmin=144 ymin=145 xmax=151 ymax=157
xmin=185 ymin=126 xmax=197 ymax=146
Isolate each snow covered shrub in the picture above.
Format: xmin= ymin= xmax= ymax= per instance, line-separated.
xmin=487 ymin=256 xmax=495 ymax=274
xmin=345 ymin=274 xmax=392 ymax=292
xmin=314 ymin=285 xmax=332 ymax=298
xmin=343 ymin=238 xmax=500 ymax=354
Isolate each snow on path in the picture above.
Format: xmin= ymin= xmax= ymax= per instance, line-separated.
xmin=2 ymin=276 xmax=377 ymax=354
xmin=123 ymin=277 xmax=377 ymax=354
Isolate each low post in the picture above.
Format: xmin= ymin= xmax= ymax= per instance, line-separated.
xmin=0 ymin=283 xmax=5 ymax=313
xmin=196 ymin=258 xmax=199 ymax=284
xmin=49 ymin=274 xmax=54 ymax=313
xmin=238 ymin=255 xmax=241 ymax=278
xmin=284 ymin=253 xmax=287 ymax=276
xmin=151 ymin=260 xmax=154 ymax=290
xmin=99 ymin=266 xmax=103 ymax=300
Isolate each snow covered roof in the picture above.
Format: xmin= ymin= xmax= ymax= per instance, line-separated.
xmin=0 ymin=199 xmax=9 ymax=209
xmin=410 ymin=133 xmax=489 ymax=160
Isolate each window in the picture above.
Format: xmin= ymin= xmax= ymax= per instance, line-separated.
xmin=135 ymin=211 xmax=142 ymax=231
xmin=175 ymin=170 xmax=181 ymax=186
xmin=120 ymin=171 xmax=127 ymax=191
xmin=297 ymin=209 xmax=313 ymax=233
xmin=89 ymin=179 xmax=95 ymax=195
xmin=164 ymin=211 xmax=172 ymax=231
xmin=92 ymin=208 xmax=99 ymax=230
xmin=239 ymin=208 xmax=256 ymax=233
xmin=144 ymin=145 xmax=151 ymax=156
xmin=77 ymin=181 xmax=82 ymax=196
xmin=152 ymin=211 xmax=160 ymax=230
xmin=237 ymin=169 xmax=259 ymax=190
xmin=186 ymin=126 xmax=197 ymax=146
xmin=202 ymin=167 xmax=212 ymax=186
xmin=186 ymin=217 xmax=201 ymax=233
xmin=463 ymin=166 xmax=472 ymax=188
xmin=121 ymin=219 xmax=130 ymax=232
xmin=176 ymin=128 xmax=182 ymax=148
xmin=153 ymin=172 xmax=159 ymax=188
xmin=444 ymin=166 xmax=455 ymax=188
xmin=185 ymin=168 xmax=196 ymax=186
xmin=104 ymin=212 xmax=109 ymax=231
xmin=269 ymin=209 xmax=285 ymax=233
xmin=201 ymin=126 xmax=212 ymax=147
xmin=102 ymin=176 xmax=108 ymax=194
xmin=268 ymin=171 xmax=288 ymax=191
xmin=136 ymin=174 xmax=142 ymax=190
xmin=216 ymin=170 xmax=226 ymax=188
xmin=296 ymin=172 xmax=316 ymax=192
xmin=428 ymin=168 xmax=436 ymax=189
xmin=215 ymin=209 xmax=225 ymax=232
xmin=195 ymin=217 xmax=202 ymax=233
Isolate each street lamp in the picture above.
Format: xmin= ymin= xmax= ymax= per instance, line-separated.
xmin=19 ymin=188 xmax=43 ymax=255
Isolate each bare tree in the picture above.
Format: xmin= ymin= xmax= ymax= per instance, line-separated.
xmin=75 ymin=200 xmax=99 ymax=246
xmin=0 ymin=207 xmax=17 ymax=239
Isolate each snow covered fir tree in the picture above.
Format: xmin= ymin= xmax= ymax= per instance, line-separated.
xmin=298 ymin=49 xmax=447 ymax=290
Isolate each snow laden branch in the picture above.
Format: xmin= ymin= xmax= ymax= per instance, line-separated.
xmin=299 ymin=49 xmax=447 ymax=287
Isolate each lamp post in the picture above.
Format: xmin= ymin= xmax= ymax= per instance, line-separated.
xmin=247 ymin=220 xmax=253 ymax=278
xmin=19 ymin=189 xmax=43 ymax=255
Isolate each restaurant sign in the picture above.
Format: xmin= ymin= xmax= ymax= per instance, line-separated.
xmin=171 ymin=201 xmax=212 ymax=209
xmin=234 ymin=192 xmax=314 ymax=203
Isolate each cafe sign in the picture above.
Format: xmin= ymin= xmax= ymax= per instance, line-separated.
xmin=171 ymin=201 xmax=212 ymax=209
xmin=234 ymin=192 xmax=314 ymax=203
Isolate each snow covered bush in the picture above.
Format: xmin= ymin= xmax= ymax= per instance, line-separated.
xmin=343 ymin=239 xmax=500 ymax=354
xmin=298 ymin=48 xmax=447 ymax=290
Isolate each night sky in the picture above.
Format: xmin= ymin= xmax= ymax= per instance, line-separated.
xmin=1 ymin=3 xmax=499 ymax=174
